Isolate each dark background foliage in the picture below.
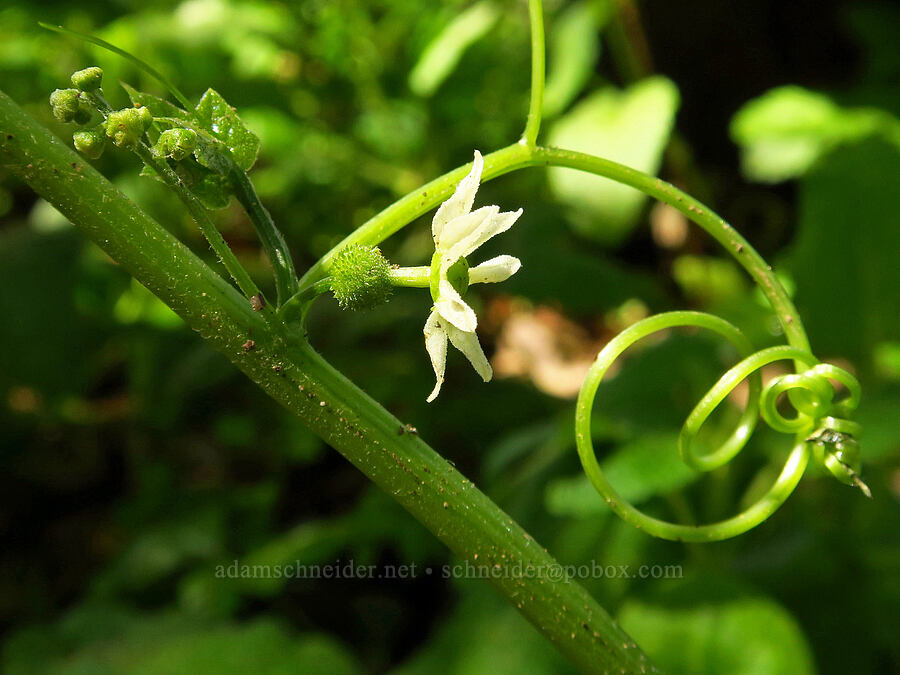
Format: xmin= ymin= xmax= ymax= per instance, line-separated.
xmin=1 ymin=1 xmax=898 ymax=672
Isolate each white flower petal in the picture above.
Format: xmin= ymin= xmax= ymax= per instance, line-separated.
xmin=432 ymin=150 xmax=484 ymax=241
xmin=437 ymin=205 xmax=497 ymax=251
xmin=424 ymin=311 xmax=448 ymax=402
xmin=444 ymin=208 xmax=523 ymax=263
xmin=445 ymin=322 xmax=493 ymax=382
xmin=469 ymin=255 xmax=521 ymax=284
xmin=434 ymin=279 xmax=478 ymax=332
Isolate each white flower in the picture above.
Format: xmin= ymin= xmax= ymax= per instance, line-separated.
xmin=424 ymin=150 xmax=523 ymax=402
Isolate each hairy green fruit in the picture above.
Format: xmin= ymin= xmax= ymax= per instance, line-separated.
xmin=71 ymin=66 xmax=103 ymax=92
xmin=329 ymin=244 xmax=393 ymax=311
xmin=105 ymin=106 xmax=153 ymax=147
xmin=73 ymin=128 xmax=106 ymax=159
xmin=155 ymin=127 xmax=198 ymax=161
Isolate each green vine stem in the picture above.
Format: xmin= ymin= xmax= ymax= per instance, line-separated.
xmin=0 ymin=89 xmax=655 ymax=675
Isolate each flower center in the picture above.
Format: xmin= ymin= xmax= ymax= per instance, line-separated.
xmin=429 ymin=251 xmax=470 ymax=302
xmin=446 ymin=257 xmax=470 ymax=295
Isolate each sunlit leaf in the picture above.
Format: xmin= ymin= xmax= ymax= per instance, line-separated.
xmin=193 ymin=88 xmax=260 ymax=170
xmin=730 ymin=85 xmax=900 ymax=182
xmin=548 ymin=77 xmax=680 ymax=245
xmin=408 ymin=1 xmax=501 ymax=97
xmin=542 ymin=1 xmax=608 ymax=118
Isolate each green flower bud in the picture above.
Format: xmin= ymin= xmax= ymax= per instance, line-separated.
xmin=71 ymin=66 xmax=103 ymax=92
xmin=49 ymin=88 xmax=81 ymax=122
xmin=105 ymin=106 xmax=154 ymax=147
xmin=155 ymin=127 xmax=198 ymax=161
xmin=50 ymin=88 xmax=95 ymax=124
xmin=73 ymin=128 xmax=106 ymax=159
xmin=329 ymin=244 xmax=393 ymax=311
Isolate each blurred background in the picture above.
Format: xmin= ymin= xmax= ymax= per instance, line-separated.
xmin=1 ymin=0 xmax=899 ymax=672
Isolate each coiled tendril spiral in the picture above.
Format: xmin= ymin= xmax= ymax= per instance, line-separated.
xmin=575 ymin=310 xmax=865 ymax=542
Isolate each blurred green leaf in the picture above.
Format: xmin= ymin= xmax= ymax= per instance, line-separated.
xmin=730 ymin=86 xmax=900 ymax=182
xmin=408 ymin=2 xmax=501 ymax=97
xmin=548 ymin=77 xmax=680 ymax=244
xmin=672 ymin=254 xmax=747 ymax=306
xmin=394 ymin=587 xmax=574 ymax=675
xmin=3 ymin=610 xmax=361 ymax=675
xmin=0 ymin=228 xmax=101 ymax=396
xmin=873 ymin=342 xmax=900 ymax=381
xmin=113 ymin=278 xmax=183 ymax=328
xmin=790 ymin=139 xmax=900 ymax=365
xmin=542 ymin=1 xmax=607 ymax=119
xmin=545 ymin=432 xmax=699 ymax=518
xmin=619 ymin=593 xmax=815 ymax=674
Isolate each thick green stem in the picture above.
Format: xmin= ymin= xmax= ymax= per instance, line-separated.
xmin=0 ymin=90 xmax=655 ymax=675
xmin=132 ymin=142 xmax=263 ymax=304
xmin=230 ymin=167 xmax=299 ymax=305
xmin=522 ymin=0 xmax=545 ymax=147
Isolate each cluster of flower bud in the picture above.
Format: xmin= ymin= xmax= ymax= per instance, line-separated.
xmin=104 ymin=106 xmax=153 ymax=148
xmin=49 ymin=67 xmax=106 ymax=125
xmin=49 ymin=88 xmax=94 ymax=125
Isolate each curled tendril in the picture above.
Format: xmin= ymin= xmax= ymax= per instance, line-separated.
xmin=575 ymin=310 xmax=865 ymax=542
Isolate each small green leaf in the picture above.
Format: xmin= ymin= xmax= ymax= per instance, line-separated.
xmin=548 ymin=77 xmax=680 ymax=245
xmin=194 ymin=88 xmax=260 ymax=170
xmin=408 ymin=1 xmax=501 ymax=97
xmin=121 ymin=82 xmax=191 ymax=121
xmin=192 ymin=135 xmax=234 ymax=175
xmin=173 ymin=159 xmax=232 ymax=209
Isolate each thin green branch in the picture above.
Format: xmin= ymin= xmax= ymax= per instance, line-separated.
xmin=230 ymin=167 xmax=299 ymax=305
xmin=522 ymin=0 xmax=546 ymax=147
xmin=39 ymin=23 xmax=194 ymax=111
xmin=531 ymin=146 xmax=811 ymax=351
xmin=298 ymin=140 xmax=809 ymax=354
xmin=132 ymin=142 xmax=264 ymax=304
xmin=294 ymin=142 xmax=535 ymax=296
xmin=278 ymin=277 xmax=331 ymax=324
